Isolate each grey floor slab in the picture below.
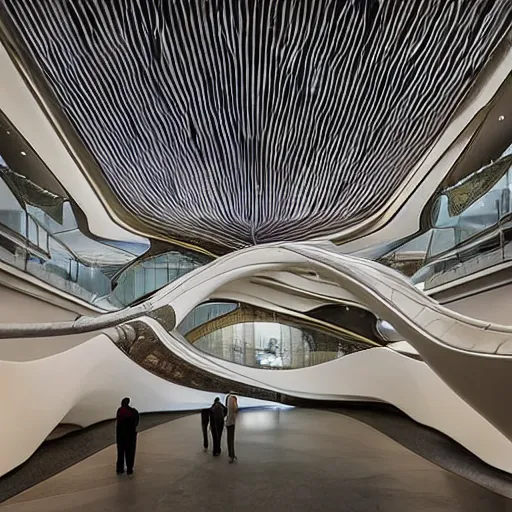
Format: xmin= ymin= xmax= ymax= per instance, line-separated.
xmin=2 ymin=408 xmax=511 ymax=512
xmin=328 ymin=404 xmax=512 ymax=497
xmin=0 ymin=411 xmax=193 ymax=503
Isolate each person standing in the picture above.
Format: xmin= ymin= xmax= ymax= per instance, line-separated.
xmin=201 ymin=408 xmax=210 ymax=452
xmin=116 ymin=397 xmax=139 ymax=475
xmin=209 ymin=397 xmax=227 ymax=456
xmin=225 ymin=394 xmax=238 ymax=463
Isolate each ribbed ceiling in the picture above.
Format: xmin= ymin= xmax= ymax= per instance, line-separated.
xmin=1 ymin=1 xmax=511 ymax=253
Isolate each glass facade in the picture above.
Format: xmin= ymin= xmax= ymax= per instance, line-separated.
xmin=178 ymin=302 xmax=373 ymax=370
xmin=379 ymin=144 xmax=512 ymax=291
xmin=0 ymin=111 xmax=209 ymax=309
xmin=107 ymin=251 xmax=207 ymax=308
xmin=178 ymin=302 xmax=239 ymax=335
xmin=192 ymin=320 xmax=371 ymax=369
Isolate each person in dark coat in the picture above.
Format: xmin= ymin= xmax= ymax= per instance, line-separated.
xmin=116 ymin=397 xmax=139 ymax=475
xmin=209 ymin=397 xmax=227 ymax=456
xmin=201 ymin=408 xmax=210 ymax=451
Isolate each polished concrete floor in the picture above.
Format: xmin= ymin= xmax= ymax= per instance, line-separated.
xmin=1 ymin=408 xmax=510 ymax=512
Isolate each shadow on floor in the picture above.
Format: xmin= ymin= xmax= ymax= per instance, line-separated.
xmin=326 ymin=402 xmax=512 ymax=498
xmin=2 ymin=404 xmax=512 ymax=504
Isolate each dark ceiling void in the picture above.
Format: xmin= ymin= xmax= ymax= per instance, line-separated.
xmin=307 ymin=303 xmax=382 ymax=343
xmin=1 ymin=1 xmax=511 ymax=253
xmin=0 ymin=111 xmax=67 ymax=200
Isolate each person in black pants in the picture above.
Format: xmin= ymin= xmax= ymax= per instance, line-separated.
xmin=116 ymin=397 xmax=139 ymax=475
xmin=225 ymin=394 xmax=238 ymax=463
xmin=201 ymin=408 xmax=210 ymax=451
xmin=209 ymin=397 xmax=227 ymax=456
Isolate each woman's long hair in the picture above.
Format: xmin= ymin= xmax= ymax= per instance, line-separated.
xmin=227 ymin=394 xmax=238 ymax=412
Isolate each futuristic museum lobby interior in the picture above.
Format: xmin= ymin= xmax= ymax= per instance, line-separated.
xmin=2 ymin=1 xmax=512 ymax=511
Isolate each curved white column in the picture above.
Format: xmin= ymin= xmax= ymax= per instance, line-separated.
xmin=0 ymin=331 xmax=271 ymax=477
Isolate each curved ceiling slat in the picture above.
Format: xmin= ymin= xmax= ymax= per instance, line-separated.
xmin=1 ymin=1 xmax=511 ymax=252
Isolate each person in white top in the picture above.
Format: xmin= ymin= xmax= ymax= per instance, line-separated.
xmin=225 ymin=393 xmax=238 ymax=463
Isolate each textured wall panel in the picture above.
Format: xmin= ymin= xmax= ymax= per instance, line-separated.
xmin=2 ymin=1 xmax=511 ymax=251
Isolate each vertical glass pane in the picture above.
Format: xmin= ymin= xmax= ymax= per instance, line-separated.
xmin=70 ymin=260 xmax=76 ymax=281
xmin=27 ymin=217 xmax=38 ymax=245
xmin=428 ymin=229 xmax=456 ymax=259
xmin=0 ymin=179 xmax=26 ymax=236
xmin=38 ymin=226 xmax=48 ymax=252
xmin=144 ymin=260 xmax=156 ymax=293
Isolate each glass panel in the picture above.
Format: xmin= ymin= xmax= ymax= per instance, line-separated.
xmin=27 ymin=216 xmax=38 ymax=246
xmin=179 ymin=302 xmax=375 ymax=370
xmin=416 ymin=233 xmax=502 ymax=290
xmin=178 ymin=302 xmax=240 ymax=335
xmin=428 ymin=228 xmax=456 ymax=258
xmin=0 ymin=232 xmax=26 ymax=268
xmin=0 ymin=178 xmax=26 ymax=237
xmin=0 ymin=109 xmax=210 ymax=310
xmin=69 ymin=259 xmax=79 ymax=282
xmin=143 ymin=260 xmax=156 ymax=295
xmin=191 ymin=320 xmax=371 ymax=370
xmin=378 ymin=231 xmax=431 ymax=277
xmin=381 ymin=141 xmax=512 ymax=289
xmin=38 ymin=225 xmax=48 ymax=253
xmin=110 ymin=251 xmax=206 ymax=308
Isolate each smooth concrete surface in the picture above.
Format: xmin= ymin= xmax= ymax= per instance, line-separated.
xmin=0 ymin=413 xmax=194 ymax=503
xmin=2 ymin=408 xmax=510 ymax=512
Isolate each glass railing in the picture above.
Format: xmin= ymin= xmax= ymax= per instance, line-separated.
xmin=378 ymin=145 xmax=512 ymax=290
xmin=104 ymin=250 xmax=208 ymax=309
xmin=178 ymin=302 xmax=239 ymax=335
xmin=0 ymin=110 xmax=209 ymax=310
xmin=0 ymin=179 xmax=113 ymax=297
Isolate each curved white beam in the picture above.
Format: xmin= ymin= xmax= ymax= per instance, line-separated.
xmin=0 ymin=302 xmax=174 ymax=339
xmin=4 ymin=242 xmax=512 ymax=472
xmin=5 ymin=239 xmax=512 ymax=348
xmin=139 ymin=242 xmax=512 ymax=446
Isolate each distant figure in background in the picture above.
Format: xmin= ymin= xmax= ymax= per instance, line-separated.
xmin=116 ymin=397 xmax=139 ymax=475
xmin=209 ymin=397 xmax=227 ymax=456
xmin=225 ymin=393 xmax=239 ymax=463
xmin=201 ymin=408 xmax=210 ymax=452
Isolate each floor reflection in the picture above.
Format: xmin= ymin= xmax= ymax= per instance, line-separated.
xmin=2 ymin=408 xmax=508 ymax=511
xmin=237 ymin=406 xmax=293 ymax=431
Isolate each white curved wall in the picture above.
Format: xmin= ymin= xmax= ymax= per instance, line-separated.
xmin=201 ymin=346 xmax=512 ymax=473
xmin=0 ymin=285 xmax=96 ymax=361
xmin=0 ymin=333 xmax=270 ymax=477
xmin=2 ymin=332 xmax=511 ymax=479
xmin=0 ymin=286 xmax=80 ymax=324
